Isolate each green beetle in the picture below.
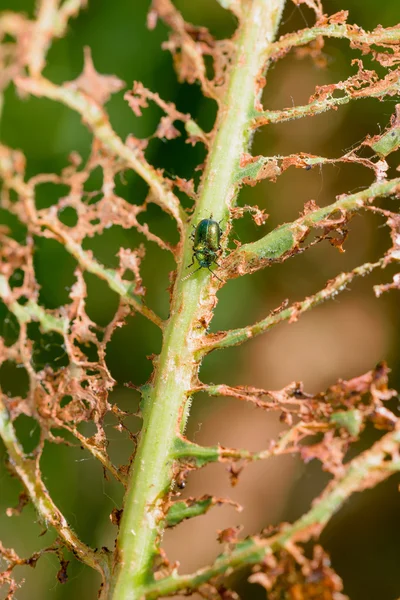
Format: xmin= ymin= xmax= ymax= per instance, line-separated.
xmin=184 ymin=217 xmax=223 ymax=282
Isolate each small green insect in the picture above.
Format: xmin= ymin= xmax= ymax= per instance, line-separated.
xmin=183 ymin=217 xmax=223 ymax=282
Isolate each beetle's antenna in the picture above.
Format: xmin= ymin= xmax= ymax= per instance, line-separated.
xmin=182 ymin=266 xmax=203 ymax=282
xmin=182 ymin=266 xmax=224 ymax=283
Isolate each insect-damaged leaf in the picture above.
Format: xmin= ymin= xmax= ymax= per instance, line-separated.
xmin=330 ymin=409 xmax=363 ymax=437
xmin=66 ymin=47 xmax=125 ymax=105
xmin=165 ymin=495 xmax=241 ymax=527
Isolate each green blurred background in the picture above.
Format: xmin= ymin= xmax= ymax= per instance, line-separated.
xmin=1 ymin=1 xmax=400 ymax=599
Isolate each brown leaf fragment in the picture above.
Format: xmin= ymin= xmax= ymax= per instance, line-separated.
xmin=301 ymin=199 xmax=320 ymax=215
xmin=230 ymin=204 xmax=269 ymax=226
xmin=245 ymin=160 xmax=281 ymax=185
xmin=173 ymin=177 xmax=197 ymax=199
xmin=348 ymin=25 xmax=400 ymax=67
xmin=371 ymin=361 xmax=397 ymax=402
xmin=239 ymin=153 xmax=258 ymax=168
xmin=66 ymin=47 xmax=125 ymax=105
xmin=385 ymin=212 xmax=400 ymax=262
xmin=125 ymin=81 xmax=191 ymax=146
xmin=147 ymin=7 xmax=158 ymax=30
xmin=110 ymin=508 xmax=123 ymax=527
xmin=300 ymin=433 xmax=347 ymax=475
xmin=249 ymin=571 xmax=274 ymax=590
xmin=280 ymin=411 xmax=293 ymax=426
xmin=198 ymin=584 xmax=239 ymax=600
xmin=291 ymin=0 xmax=323 ymax=20
xmin=227 ymin=463 xmax=243 ymax=487
xmin=251 ymin=206 xmax=269 ymax=226
xmin=270 ymin=299 xmax=290 ymax=317
xmin=125 ymin=87 xmax=148 ymax=116
xmin=255 ymin=75 xmax=267 ymax=104
xmin=327 ymin=227 xmax=349 ymax=253
xmin=374 ymin=273 xmax=400 ymax=297
xmin=369 ymin=406 xmax=398 ymax=431
xmin=0 ymin=540 xmax=69 ymax=597
xmin=217 ymin=525 xmax=243 ymax=545
xmin=118 ymin=246 xmax=146 ymax=296
xmin=216 ymin=587 xmax=240 ymax=600
xmin=152 ymin=0 xmax=218 ymax=94
xmin=318 ymin=11 xmax=349 ymax=26
xmin=281 ymin=154 xmax=312 ymax=172
xmin=0 ymin=541 xmax=21 ymax=566
xmin=155 ymin=116 xmax=181 ymax=140
xmin=6 ymin=491 xmax=29 ymax=517
xmin=251 ymin=546 xmax=347 ymax=600
xmin=366 ymin=209 xmax=400 ymax=276
xmin=56 ymin=557 xmax=69 ymax=584
xmin=126 ymin=134 xmax=148 ymax=152
xmin=323 ymin=362 xmax=395 ymax=408
xmin=309 ymin=59 xmax=379 ymax=105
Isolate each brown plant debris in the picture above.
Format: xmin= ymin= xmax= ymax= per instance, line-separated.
xmin=249 ymin=546 xmax=347 ymax=600
xmin=66 ymin=47 xmax=125 ymax=106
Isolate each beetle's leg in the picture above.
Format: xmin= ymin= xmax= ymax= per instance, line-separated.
xmin=190 ymin=221 xmax=197 ymax=232
xmin=187 ymin=254 xmax=196 ymax=268
xmin=208 ymin=267 xmax=224 ymax=283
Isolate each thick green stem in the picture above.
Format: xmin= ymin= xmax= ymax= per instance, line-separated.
xmin=110 ymin=2 xmax=286 ymax=598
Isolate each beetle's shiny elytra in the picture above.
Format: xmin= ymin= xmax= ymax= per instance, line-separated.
xmin=183 ymin=217 xmax=223 ymax=282
xmin=193 ymin=218 xmax=221 ymax=266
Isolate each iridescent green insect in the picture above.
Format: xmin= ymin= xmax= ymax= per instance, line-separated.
xmin=183 ymin=217 xmax=223 ymax=282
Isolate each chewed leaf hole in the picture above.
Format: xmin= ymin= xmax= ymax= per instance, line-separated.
xmin=0 ymin=361 xmax=30 ymax=398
